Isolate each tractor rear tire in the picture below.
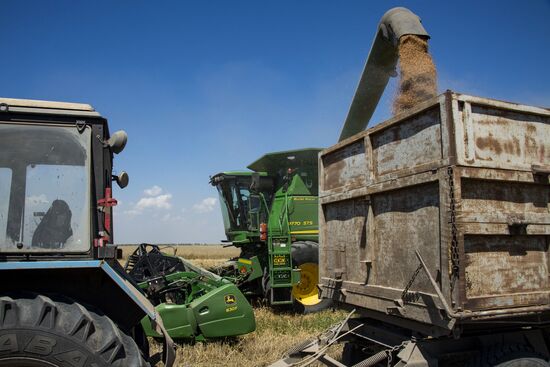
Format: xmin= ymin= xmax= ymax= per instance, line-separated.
xmin=291 ymin=241 xmax=333 ymax=314
xmin=0 ymin=292 xmax=149 ymax=367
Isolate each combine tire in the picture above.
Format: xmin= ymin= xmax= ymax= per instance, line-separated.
xmin=291 ymin=241 xmax=332 ymax=314
xmin=0 ymin=292 xmax=148 ymax=367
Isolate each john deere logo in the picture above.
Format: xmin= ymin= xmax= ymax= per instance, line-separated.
xmin=224 ymin=294 xmax=236 ymax=305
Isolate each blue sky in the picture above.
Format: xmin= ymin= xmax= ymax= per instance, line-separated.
xmin=1 ymin=1 xmax=549 ymax=244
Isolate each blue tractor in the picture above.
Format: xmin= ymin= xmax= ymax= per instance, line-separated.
xmin=0 ymin=98 xmax=175 ymax=367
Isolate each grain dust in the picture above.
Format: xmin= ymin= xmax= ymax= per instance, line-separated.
xmin=392 ymin=35 xmax=438 ymax=115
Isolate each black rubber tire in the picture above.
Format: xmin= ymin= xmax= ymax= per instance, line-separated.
xmin=342 ymin=342 xmax=368 ymax=366
xmin=0 ymin=292 xmax=149 ymax=367
xmin=468 ymin=344 xmax=549 ymax=367
xmin=291 ymin=241 xmax=333 ymax=314
xmin=495 ymin=358 xmax=549 ymax=367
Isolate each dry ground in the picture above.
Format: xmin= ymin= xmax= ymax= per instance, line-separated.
xmin=119 ymin=245 xmax=347 ymax=366
xmin=155 ymin=307 xmax=347 ymax=367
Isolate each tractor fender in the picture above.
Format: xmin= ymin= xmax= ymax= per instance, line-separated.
xmin=0 ymin=260 xmax=176 ymax=366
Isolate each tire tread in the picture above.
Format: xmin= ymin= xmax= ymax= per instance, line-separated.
xmin=0 ymin=292 xmax=149 ymax=367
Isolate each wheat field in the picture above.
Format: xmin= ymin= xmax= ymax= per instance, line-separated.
xmin=119 ymin=244 xmax=241 ymax=269
xmin=119 ymin=245 xmax=347 ymax=366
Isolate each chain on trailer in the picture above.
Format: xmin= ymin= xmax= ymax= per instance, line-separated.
xmin=447 ymin=166 xmax=460 ymax=291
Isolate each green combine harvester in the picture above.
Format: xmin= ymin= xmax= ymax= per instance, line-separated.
xmin=210 ymin=148 xmax=332 ymax=313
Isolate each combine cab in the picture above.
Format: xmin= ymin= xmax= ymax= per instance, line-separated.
xmin=211 ymin=148 xmax=332 ymax=313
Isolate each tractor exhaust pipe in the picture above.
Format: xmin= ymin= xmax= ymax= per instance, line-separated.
xmin=338 ymin=7 xmax=429 ymax=142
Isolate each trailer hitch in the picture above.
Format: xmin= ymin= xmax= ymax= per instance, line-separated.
xmin=269 ymin=310 xmax=361 ymax=367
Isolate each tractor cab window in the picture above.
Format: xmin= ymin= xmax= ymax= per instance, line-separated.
xmin=24 ymin=165 xmax=88 ymax=250
xmin=0 ymin=123 xmax=92 ymax=252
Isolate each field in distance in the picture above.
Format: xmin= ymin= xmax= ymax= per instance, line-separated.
xmin=118 ymin=244 xmax=347 ymax=366
xmin=118 ymin=244 xmax=240 ymax=268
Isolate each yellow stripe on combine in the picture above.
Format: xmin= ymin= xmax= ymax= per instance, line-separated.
xmin=289 ymin=230 xmax=319 ymax=235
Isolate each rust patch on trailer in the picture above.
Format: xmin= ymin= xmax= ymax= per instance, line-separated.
xmin=464 ymin=235 xmax=549 ymax=306
xmin=501 ymin=136 xmax=521 ymax=156
xmin=321 ymin=141 xmax=366 ymax=191
xmin=525 ymin=134 xmax=539 ymax=158
xmin=461 ymin=178 xmax=549 ymax=213
xmin=470 ymin=110 xmax=549 ymax=170
xmin=322 ymin=157 xmax=345 ymax=190
xmin=476 ymin=135 xmax=503 ymax=155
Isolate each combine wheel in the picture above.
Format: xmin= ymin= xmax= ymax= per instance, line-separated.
xmin=0 ymin=292 xmax=149 ymax=367
xmin=291 ymin=241 xmax=332 ymax=314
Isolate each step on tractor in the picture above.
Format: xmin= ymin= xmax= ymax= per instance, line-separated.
xmin=0 ymin=98 xmax=255 ymax=367
xmin=210 ymin=149 xmax=332 ymax=313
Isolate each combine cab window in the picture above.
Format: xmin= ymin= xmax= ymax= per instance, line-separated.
xmin=215 ymin=176 xmax=273 ymax=234
xmin=0 ymin=124 xmax=92 ymax=252
xmin=216 ymin=180 xmax=251 ymax=231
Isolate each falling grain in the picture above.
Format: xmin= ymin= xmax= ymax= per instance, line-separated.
xmin=392 ymin=35 xmax=438 ymax=115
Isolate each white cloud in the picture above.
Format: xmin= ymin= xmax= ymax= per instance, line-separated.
xmin=161 ymin=213 xmax=184 ymax=222
xmin=26 ymin=194 xmax=49 ymax=206
xmin=136 ymin=193 xmax=172 ymax=210
xmin=123 ymin=209 xmax=142 ymax=216
xmin=192 ymin=197 xmax=217 ymax=213
xmin=144 ymin=185 xmax=163 ymax=196
xmin=122 ymin=189 xmax=173 ymax=216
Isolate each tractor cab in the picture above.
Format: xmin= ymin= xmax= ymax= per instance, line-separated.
xmin=0 ymin=99 xmax=128 ymax=257
xmin=0 ymin=98 xmax=176 ymax=367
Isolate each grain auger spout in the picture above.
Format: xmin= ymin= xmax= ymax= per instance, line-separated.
xmin=338 ymin=7 xmax=430 ymax=142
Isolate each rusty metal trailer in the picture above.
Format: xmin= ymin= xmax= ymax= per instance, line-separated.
xmin=271 ymin=92 xmax=550 ymax=367
xmin=320 ymin=91 xmax=550 ymax=332
xmin=268 ymin=7 xmax=550 ymax=366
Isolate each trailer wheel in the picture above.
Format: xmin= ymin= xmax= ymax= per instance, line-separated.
xmin=342 ymin=342 xmax=368 ymax=365
xmin=291 ymin=241 xmax=332 ymax=314
xmin=0 ymin=292 xmax=149 ymax=367
xmin=469 ymin=344 xmax=549 ymax=367
xmin=494 ymin=357 xmax=549 ymax=367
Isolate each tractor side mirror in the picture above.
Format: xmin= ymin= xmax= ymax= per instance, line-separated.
xmin=114 ymin=171 xmax=129 ymax=189
xmin=107 ymin=130 xmax=128 ymax=154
